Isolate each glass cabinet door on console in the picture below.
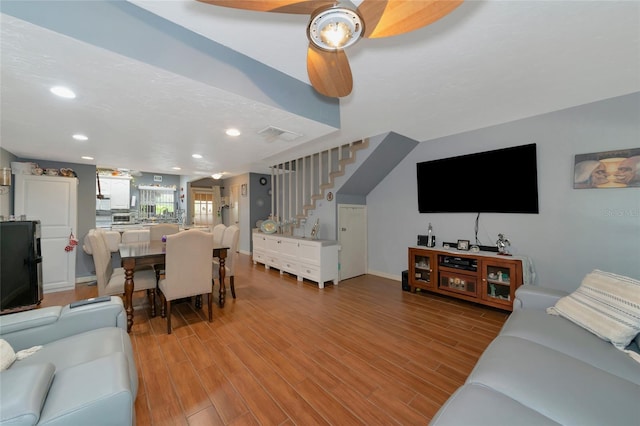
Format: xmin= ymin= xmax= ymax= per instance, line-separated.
xmin=480 ymin=259 xmax=519 ymax=308
xmin=438 ymin=270 xmax=478 ymax=298
xmin=408 ymin=248 xmax=436 ymax=290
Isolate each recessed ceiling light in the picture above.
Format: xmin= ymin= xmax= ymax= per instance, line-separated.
xmin=192 ymin=154 xmax=203 ymax=159
xmin=172 ymin=167 xmax=181 ymax=170
xmin=50 ymin=86 xmax=76 ymax=99
xmin=226 ymin=128 xmax=241 ymax=137
xmin=73 ymin=134 xmax=88 ymax=141
xmin=212 ymin=173 xmax=223 ymax=180
xmin=81 ymin=156 xmax=94 ymax=160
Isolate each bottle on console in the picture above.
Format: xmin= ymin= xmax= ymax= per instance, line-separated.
xmin=427 ymin=223 xmax=436 ymax=247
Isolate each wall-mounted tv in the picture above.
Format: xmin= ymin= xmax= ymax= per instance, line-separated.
xmin=417 ymin=143 xmax=539 ymax=214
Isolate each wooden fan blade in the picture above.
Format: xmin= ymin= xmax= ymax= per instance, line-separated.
xmin=196 ymin=0 xmax=332 ymax=14
xmin=359 ymin=0 xmax=463 ymax=39
xmin=307 ymin=45 xmax=353 ymax=98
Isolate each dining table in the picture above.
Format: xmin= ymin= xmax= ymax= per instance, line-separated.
xmin=119 ymin=240 xmax=228 ymax=333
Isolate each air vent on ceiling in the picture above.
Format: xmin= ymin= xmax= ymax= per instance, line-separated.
xmin=258 ymin=126 xmax=302 ymax=142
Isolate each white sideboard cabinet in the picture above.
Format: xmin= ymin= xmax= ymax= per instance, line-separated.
xmin=252 ymin=232 xmax=340 ymax=288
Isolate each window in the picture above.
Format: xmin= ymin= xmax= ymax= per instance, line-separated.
xmin=138 ymin=187 xmax=176 ymax=220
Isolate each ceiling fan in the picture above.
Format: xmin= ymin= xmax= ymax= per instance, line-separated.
xmin=197 ymin=0 xmax=463 ymax=98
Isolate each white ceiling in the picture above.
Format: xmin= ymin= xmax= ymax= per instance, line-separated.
xmin=2 ymin=0 xmax=639 ymax=178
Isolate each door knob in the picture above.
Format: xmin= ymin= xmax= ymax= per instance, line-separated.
xmin=341 ymin=227 xmax=347 ymax=231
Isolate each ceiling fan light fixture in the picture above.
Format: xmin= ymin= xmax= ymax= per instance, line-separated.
xmin=308 ymin=6 xmax=363 ymax=51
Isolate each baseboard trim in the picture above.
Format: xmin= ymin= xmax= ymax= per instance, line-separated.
xmin=367 ymin=269 xmax=401 ymax=282
xmin=76 ymin=275 xmax=97 ymax=284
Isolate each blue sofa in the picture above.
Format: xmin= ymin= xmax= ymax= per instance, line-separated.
xmin=0 ymin=297 xmax=138 ymax=425
xmin=430 ymin=285 xmax=640 ymax=425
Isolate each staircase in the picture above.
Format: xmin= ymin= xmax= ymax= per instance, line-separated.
xmin=269 ymin=139 xmax=369 ymax=229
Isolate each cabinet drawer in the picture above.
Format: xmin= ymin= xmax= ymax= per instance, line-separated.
xmin=298 ymin=263 xmax=320 ymax=281
xmin=280 ymin=259 xmax=298 ymax=275
xmin=266 ymin=256 xmax=280 ymax=268
xmin=253 ymin=250 xmax=266 ymax=263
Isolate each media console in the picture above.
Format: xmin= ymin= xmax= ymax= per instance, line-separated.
xmin=408 ymin=246 xmax=532 ymax=311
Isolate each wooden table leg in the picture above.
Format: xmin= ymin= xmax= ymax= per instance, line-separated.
xmin=218 ymin=255 xmax=226 ymax=308
xmin=121 ymin=258 xmax=135 ymax=333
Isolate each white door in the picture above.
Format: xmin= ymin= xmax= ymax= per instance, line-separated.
xmin=338 ymin=204 xmax=367 ymax=280
xmin=191 ymin=188 xmax=215 ymax=227
xmin=230 ymin=184 xmax=240 ymax=225
xmin=14 ymin=175 xmax=78 ymax=293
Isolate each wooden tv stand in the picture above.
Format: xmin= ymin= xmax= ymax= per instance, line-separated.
xmin=408 ymin=246 xmax=529 ymax=311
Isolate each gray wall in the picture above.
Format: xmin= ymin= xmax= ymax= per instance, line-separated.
xmin=220 ymin=174 xmax=251 ymax=254
xmin=249 ymin=172 xmax=272 ymax=249
xmin=366 ymin=92 xmax=640 ymax=292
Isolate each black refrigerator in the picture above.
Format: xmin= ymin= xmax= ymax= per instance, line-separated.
xmin=0 ymin=220 xmax=43 ymax=313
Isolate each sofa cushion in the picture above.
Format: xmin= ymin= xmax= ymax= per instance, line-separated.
xmin=430 ymin=383 xmax=560 ymax=425
xmin=500 ymin=309 xmax=640 ymax=385
xmin=38 ymin=352 xmax=134 ymax=426
xmin=0 ymin=362 xmax=55 ymax=425
xmin=547 ymin=269 xmax=640 ymax=350
xmin=467 ymin=335 xmax=640 ymax=426
xmin=14 ymin=327 xmax=138 ymax=396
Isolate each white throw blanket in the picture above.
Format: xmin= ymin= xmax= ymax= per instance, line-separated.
xmin=0 ymin=338 xmax=42 ymax=371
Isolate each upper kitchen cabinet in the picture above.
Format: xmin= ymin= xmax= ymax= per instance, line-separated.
xmin=96 ymin=175 xmax=131 ymax=210
xmin=109 ymin=178 xmax=130 ymax=209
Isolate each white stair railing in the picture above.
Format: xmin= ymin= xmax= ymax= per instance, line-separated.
xmin=268 ymin=139 xmax=368 ymax=231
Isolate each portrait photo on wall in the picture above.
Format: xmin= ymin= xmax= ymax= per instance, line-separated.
xmin=574 ymin=148 xmax=640 ymax=189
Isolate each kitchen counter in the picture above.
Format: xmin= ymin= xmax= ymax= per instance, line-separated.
xmin=109 ymin=223 xmax=205 ymax=233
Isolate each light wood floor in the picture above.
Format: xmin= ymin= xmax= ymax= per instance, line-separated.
xmin=42 ymin=253 xmax=509 ymax=425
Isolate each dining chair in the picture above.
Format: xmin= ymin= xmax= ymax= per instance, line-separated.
xmin=148 ymin=223 xmax=180 ymax=284
xmin=157 ymin=229 xmax=214 ymax=334
xmin=86 ymin=230 xmax=158 ymax=316
xmin=83 ymin=228 xmax=122 ymax=254
xmin=212 ymin=223 xmax=226 ymax=247
xmin=213 ymin=224 xmax=240 ymax=301
xmin=120 ymin=229 xmax=150 ymax=243
xmin=149 ymin=223 xmax=180 ymax=241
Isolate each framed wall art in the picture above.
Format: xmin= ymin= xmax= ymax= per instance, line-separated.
xmin=574 ymin=148 xmax=640 ymax=189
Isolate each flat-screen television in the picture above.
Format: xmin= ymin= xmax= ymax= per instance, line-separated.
xmin=417 ymin=143 xmax=539 ymax=213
